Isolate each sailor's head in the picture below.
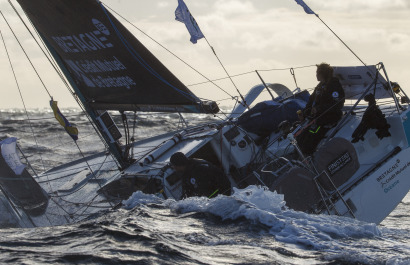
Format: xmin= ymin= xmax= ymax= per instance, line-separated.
xmin=364 ymin=93 xmax=376 ymax=104
xmin=316 ymin=63 xmax=334 ymax=82
xmin=170 ymin=152 xmax=189 ymax=172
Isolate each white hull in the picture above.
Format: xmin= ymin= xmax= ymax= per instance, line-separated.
xmin=2 ymin=85 xmax=410 ymax=228
xmin=332 ymin=142 xmax=410 ymax=224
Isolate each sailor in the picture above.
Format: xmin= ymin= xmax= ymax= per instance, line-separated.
xmin=351 ymin=93 xmax=391 ymax=143
xmin=170 ymin=152 xmax=231 ymax=198
xmin=297 ymin=63 xmax=345 ymax=155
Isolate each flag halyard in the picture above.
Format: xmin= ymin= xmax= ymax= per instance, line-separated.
xmin=294 ymin=0 xmax=316 ymax=15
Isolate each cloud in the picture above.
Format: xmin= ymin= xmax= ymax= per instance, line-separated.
xmin=213 ymin=0 xmax=256 ymax=15
xmin=387 ymin=32 xmax=410 ymax=51
xmin=1 ymin=0 xmax=409 ymax=108
xmin=157 ymin=1 xmax=170 ymax=9
xmin=309 ymin=0 xmax=410 ymax=12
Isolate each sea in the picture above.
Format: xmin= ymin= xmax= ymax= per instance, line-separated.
xmin=0 ymin=109 xmax=409 ymax=265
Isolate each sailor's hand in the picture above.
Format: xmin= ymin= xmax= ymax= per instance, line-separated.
xmin=297 ymin=110 xmax=304 ymax=121
xmin=311 ymin=107 xmax=317 ymax=115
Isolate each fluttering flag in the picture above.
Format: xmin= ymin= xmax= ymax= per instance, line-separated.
xmin=294 ymin=0 xmax=316 ymax=15
xmin=175 ymin=0 xmax=204 ymax=44
xmin=0 ymin=137 xmax=25 ymax=175
xmin=50 ymin=99 xmax=78 ymax=141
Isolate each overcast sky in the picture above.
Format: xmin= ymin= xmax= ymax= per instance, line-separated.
xmin=0 ymin=0 xmax=409 ymax=109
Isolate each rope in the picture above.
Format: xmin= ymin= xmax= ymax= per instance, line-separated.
xmin=11 ymin=113 xmax=84 ymax=121
xmin=188 ymin=71 xmax=255 ymax=87
xmin=74 ymin=141 xmax=96 ymax=177
xmin=255 ymin=70 xmax=275 ymax=100
xmin=3 ymin=3 xmax=127 ymax=220
xmin=100 ymin=3 xmax=199 ymax=103
xmin=0 ymin=11 xmax=52 ymax=98
xmin=11 ymin=2 xmax=122 ymax=170
xmin=7 ymin=0 xmax=72 ymax=93
xmin=290 ymin=68 xmax=298 ymax=88
xmin=37 ymin=161 xmax=117 ymax=183
xmin=101 ymin=2 xmax=235 ymax=100
xmin=57 ymin=196 xmax=113 ymax=209
xmin=131 ymin=111 xmax=137 ymax=158
xmin=204 ymin=37 xmax=249 ymax=109
xmin=313 ymin=14 xmax=376 ymax=76
xmin=258 ymin=64 xmax=317 ymax=72
xmin=73 ymin=193 xmax=103 ymax=222
xmin=2 ymin=13 xmax=83 ymax=222
xmin=188 ymin=65 xmax=317 ymax=87
xmin=0 ymin=185 xmax=30 ymax=226
xmin=0 ymin=28 xmax=54 ymax=191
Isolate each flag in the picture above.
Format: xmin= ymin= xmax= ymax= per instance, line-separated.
xmin=50 ymin=99 xmax=78 ymax=141
xmin=0 ymin=137 xmax=25 ymax=175
xmin=175 ymin=0 xmax=204 ymax=44
xmin=294 ymin=0 xmax=316 ymax=15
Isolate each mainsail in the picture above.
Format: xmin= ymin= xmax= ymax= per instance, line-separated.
xmin=16 ymin=0 xmax=218 ymax=114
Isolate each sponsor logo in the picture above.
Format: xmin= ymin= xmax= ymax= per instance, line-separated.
xmin=377 ymin=159 xmax=400 ymax=183
xmin=51 ymin=18 xmax=113 ymax=54
xmin=384 ymin=180 xmax=399 ymax=194
xmin=92 ymin=19 xmax=110 ymax=35
xmin=332 ymin=91 xmax=339 ymax=98
xmin=65 ymin=57 xmax=136 ymax=89
xmin=376 ymin=158 xmax=410 ymax=193
xmin=327 ymin=152 xmax=351 ymax=176
xmin=51 ymin=18 xmax=138 ymax=90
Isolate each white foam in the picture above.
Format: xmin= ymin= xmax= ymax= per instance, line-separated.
xmin=165 ymin=186 xmax=381 ymax=249
xmin=122 ymin=191 xmax=163 ymax=209
xmin=124 ymin=185 xmax=382 ymax=250
xmin=386 ymin=257 xmax=410 ymax=265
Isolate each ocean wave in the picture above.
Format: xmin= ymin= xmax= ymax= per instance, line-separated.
xmin=124 ymin=186 xmax=381 ymax=250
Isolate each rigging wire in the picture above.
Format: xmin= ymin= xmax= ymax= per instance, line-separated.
xmin=203 ymin=36 xmax=249 ymax=109
xmin=2 ymin=9 xmax=106 ymax=181
xmin=290 ymin=68 xmax=299 ymax=89
xmin=0 ymin=27 xmax=54 ymax=195
xmin=8 ymin=0 xmax=121 ymax=169
xmin=314 ymin=14 xmax=368 ymax=69
xmin=0 ymin=11 xmax=52 ymax=99
xmin=3 ymin=4 xmax=120 ymax=218
xmin=0 ymin=185 xmax=33 ymax=227
xmin=100 ymin=3 xmax=198 ymax=103
xmin=187 ymin=65 xmax=317 ymax=87
xmin=101 ymin=2 xmax=235 ymax=100
xmin=73 ymin=193 xmax=105 ymax=222
xmin=11 ymin=113 xmax=84 ymax=121
xmin=130 ymin=111 xmax=137 ymax=158
xmin=7 ymin=0 xmax=72 ymax=93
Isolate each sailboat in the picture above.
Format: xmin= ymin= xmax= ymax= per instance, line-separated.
xmin=1 ymin=0 xmax=409 ymax=228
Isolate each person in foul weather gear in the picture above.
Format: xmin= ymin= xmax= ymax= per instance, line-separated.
xmin=303 ymin=63 xmax=345 ymax=125
xmin=351 ymin=93 xmax=391 ymax=143
xmin=170 ymin=152 xmax=231 ymax=198
xmin=297 ymin=63 xmax=345 ymax=155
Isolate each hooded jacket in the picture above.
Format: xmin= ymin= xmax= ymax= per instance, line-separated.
xmin=181 ymin=159 xmax=231 ymax=198
xmin=304 ymin=77 xmax=345 ymax=126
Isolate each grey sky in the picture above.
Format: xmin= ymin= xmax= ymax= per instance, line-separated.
xmin=1 ymin=0 xmax=409 ymax=109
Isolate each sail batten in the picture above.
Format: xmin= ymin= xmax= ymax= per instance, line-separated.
xmin=16 ymin=0 xmax=217 ymax=114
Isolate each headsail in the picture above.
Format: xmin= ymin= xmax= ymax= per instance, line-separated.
xmin=16 ymin=0 xmax=218 ymax=114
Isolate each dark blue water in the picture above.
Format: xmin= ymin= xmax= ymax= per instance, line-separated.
xmin=0 ymin=109 xmax=409 ymax=265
